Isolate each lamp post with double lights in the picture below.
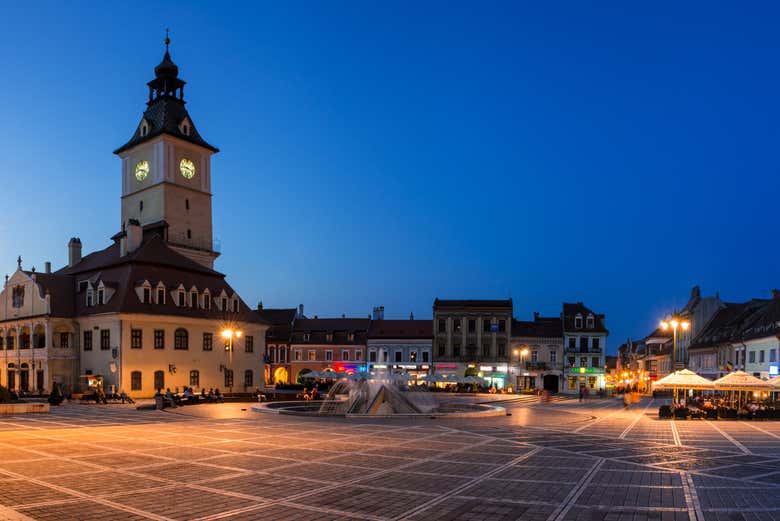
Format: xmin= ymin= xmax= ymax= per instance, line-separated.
xmin=660 ymin=317 xmax=690 ymax=371
xmin=221 ymin=329 xmax=242 ymax=393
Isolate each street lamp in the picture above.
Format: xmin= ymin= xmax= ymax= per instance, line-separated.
xmin=221 ymin=329 xmax=242 ymax=393
xmin=660 ymin=317 xmax=690 ymax=371
xmin=519 ymin=348 xmax=530 ymax=391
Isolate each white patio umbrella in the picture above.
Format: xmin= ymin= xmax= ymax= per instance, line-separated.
xmin=652 ymin=369 xmax=714 ymax=391
xmin=713 ymin=370 xmax=772 ymax=407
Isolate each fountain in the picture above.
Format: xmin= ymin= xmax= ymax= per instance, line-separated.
xmin=255 ymin=372 xmax=506 ymax=419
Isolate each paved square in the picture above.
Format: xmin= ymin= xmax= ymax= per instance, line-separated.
xmin=0 ymin=397 xmax=779 ymax=520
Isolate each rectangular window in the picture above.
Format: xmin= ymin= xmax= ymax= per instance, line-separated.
xmin=190 ymin=293 xmax=198 ymax=309
xmin=157 ymin=288 xmax=165 ymax=304
xmin=483 ymin=319 xmax=491 ymax=332
xmin=760 ymin=350 xmax=765 ymax=363
xmin=531 ymin=350 xmax=538 ymax=362
xmin=189 ymin=370 xmax=200 ymax=388
xmin=6 ymin=336 xmax=13 ymax=350
xmin=438 ymin=341 xmax=445 ymax=357
xmin=97 ymin=290 xmax=104 ymax=305
xmin=438 ymin=319 xmax=446 ymax=333
xmin=143 ymin=288 xmax=151 ymax=303
xmin=498 ymin=319 xmax=506 ymax=332
xmin=550 ymin=351 xmax=557 ymax=363
xmin=244 ymin=370 xmax=253 ymax=387
xmin=131 ymin=329 xmax=142 ymax=349
xmin=568 ymin=356 xmax=575 ymax=367
xmin=409 ymin=351 xmax=417 ymax=362
xmin=580 ymin=337 xmax=588 ymax=350
xmin=592 ymin=338 xmax=600 ymax=350
xmin=295 ymin=350 xmax=302 ymax=361
xmin=354 ymin=351 xmax=361 ymax=361
xmin=422 ymin=351 xmax=429 ymax=363
xmin=154 ymin=329 xmax=164 ymax=349
xmin=224 ymin=369 xmax=234 ymax=388
xmin=592 ymin=356 xmax=599 ymax=368
xmin=178 ymin=292 xmax=185 ymax=306
xmin=580 ymin=357 xmax=587 ymax=367
xmin=100 ymin=329 xmax=110 ymax=350
xmin=498 ymin=342 xmax=506 ymax=357
xmin=382 ymin=351 xmax=388 ymax=362
xmin=203 ymin=332 xmax=212 ymax=351
xmin=83 ymin=330 xmax=92 ymax=351
xmin=86 ymin=291 xmax=93 ymax=307
xmin=326 ymin=350 xmax=333 ymax=361
xmin=131 ymin=371 xmax=142 ymax=391
xmin=454 ymin=319 xmax=462 ymax=333
xmin=468 ymin=319 xmax=476 ymax=333
xmin=749 ymin=351 xmax=756 ymax=363
xmin=232 ymin=300 xmax=239 ymax=312
xmin=568 ymin=338 xmax=576 ymax=349
xmin=245 ymin=335 xmax=254 ymax=353
xmin=771 ymin=349 xmax=777 ymax=363
xmin=394 ymin=351 xmax=402 ymax=363
xmin=303 ymin=333 xmax=311 ymax=342
xmin=308 ymin=350 xmax=316 ymax=361
xmin=343 ymin=350 xmax=350 ymax=361
xmin=482 ymin=342 xmax=490 ymax=357
xmin=60 ymin=332 xmax=69 ymax=348
xmin=369 ymin=351 xmax=376 ymax=362
xmin=575 ymin=317 xmax=583 ymax=329
xmin=453 ymin=341 xmax=461 ymax=357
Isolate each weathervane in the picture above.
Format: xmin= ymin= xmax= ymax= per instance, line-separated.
xmin=165 ymin=28 xmax=170 ymax=51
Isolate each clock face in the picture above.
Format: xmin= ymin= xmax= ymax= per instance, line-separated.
xmin=135 ymin=160 xmax=149 ymax=182
xmin=180 ymin=158 xmax=196 ymax=180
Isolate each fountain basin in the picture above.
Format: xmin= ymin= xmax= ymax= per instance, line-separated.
xmin=252 ymin=400 xmax=506 ymax=419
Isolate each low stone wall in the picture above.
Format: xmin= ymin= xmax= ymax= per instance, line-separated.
xmin=0 ymin=403 xmax=50 ymax=415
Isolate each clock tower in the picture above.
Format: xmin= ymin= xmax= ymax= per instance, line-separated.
xmin=114 ymin=39 xmax=220 ymax=269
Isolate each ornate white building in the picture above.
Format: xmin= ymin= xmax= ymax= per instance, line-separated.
xmin=0 ymin=42 xmax=267 ymax=397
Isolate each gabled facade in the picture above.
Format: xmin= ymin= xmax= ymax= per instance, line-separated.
xmin=510 ymin=314 xmax=563 ymax=392
xmin=562 ymin=302 xmax=608 ymax=394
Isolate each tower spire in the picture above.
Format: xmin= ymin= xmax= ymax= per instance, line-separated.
xmin=165 ymin=28 xmax=170 ymax=53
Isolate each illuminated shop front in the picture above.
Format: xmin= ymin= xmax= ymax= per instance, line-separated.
xmin=479 ymin=364 xmax=508 ymax=389
xmin=566 ymin=366 xmax=605 ymax=393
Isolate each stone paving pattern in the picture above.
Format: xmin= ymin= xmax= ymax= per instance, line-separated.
xmin=0 ymin=396 xmax=778 ymax=520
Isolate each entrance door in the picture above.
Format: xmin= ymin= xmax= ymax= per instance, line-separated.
xmin=19 ymin=370 xmax=29 ymax=392
xmin=36 ymin=371 xmax=44 ymax=391
xmin=543 ymin=374 xmax=559 ymax=393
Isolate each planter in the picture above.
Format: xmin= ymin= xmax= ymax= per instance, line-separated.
xmin=0 ymin=403 xmax=50 ymax=414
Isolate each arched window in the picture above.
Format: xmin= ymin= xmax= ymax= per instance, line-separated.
xmin=154 ymin=370 xmax=164 ymax=391
xmin=174 ymin=328 xmax=189 ymax=350
xmin=131 ymin=371 xmax=142 ymax=391
xmin=189 ymin=370 xmax=200 ymax=387
xmin=244 ymin=369 xmax=253 ymax=387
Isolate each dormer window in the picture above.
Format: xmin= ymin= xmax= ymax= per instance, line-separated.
xmin=143 ymin=287 xmax=151 ymax=304
xmin=97 ymin=288 xmax=105 ymax=306
xmin=157 ymin=287 xmax=166 ymax=304
xmin=221 ymin=297 xmax=228 ymax=310
xmin=86 ymin=288 xmax=94 ymax=307
xmin=178 ymin=290 xmax=185 ymax=307
xmin=139 ymin=120 xmax=149 ymax=137
xmin=575 ymin=314 xmax=583 ymax=329
xmin=326 ymin=333 xmax=333 ymax=342
xmin=182 ymin=124 xmax=190 ymax=136
xmin=232 ymin=299 xmax=239 ymax=313
xmin=586 ymin=314 xmax=594 ymax=329
xmin=203 ymin=291 xmax=211 ymax=310
xmin=190 ymin=291 xmax=198 ymax=309
xmin=303 ymin=333 xmax=311 ymax=342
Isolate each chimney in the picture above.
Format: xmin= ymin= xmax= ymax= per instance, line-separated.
xmin=372 ymin=306 xmax=385 ymax=320
xmin=533 ymin=311 xmax=540 ymax=320
xmin=772 ymin=289 xmax=780 ymax=300
xmin=44 ymin=261 xmax=51 ymax=274
xmin=409 ymin=312 xmax=414 ymax=320
xmin=297 ymin=304 xmax=304 ymax=318
xmin=125 ymin=219 xmax=142 ymax=255
xmin=68 ymin=238 xmax=82 ymax=267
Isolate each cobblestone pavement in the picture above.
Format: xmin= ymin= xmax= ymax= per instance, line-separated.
xmin=0 ymin=397 xmax=779 ymax=520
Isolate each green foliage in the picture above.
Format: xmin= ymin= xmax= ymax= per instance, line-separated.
xmin=0 ymin=385 xmax=10 ymax=404
xmin=464 ymin=367 xmax=479 ymax=377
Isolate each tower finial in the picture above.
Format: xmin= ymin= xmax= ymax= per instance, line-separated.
xmin=165 ymin=28 xmax=170 ymax=51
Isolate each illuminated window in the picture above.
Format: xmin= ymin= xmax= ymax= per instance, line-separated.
xmin=308 ymin=350 xmax=316 ymax=361
xmin=189 ymin=370 xmax=200 ymax=387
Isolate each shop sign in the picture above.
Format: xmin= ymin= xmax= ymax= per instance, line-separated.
xmin=435 ymin=364 xmax=458 ymax=369
xmin=569 ymin=367 xmax=604 ymax=374
xmin=479 ymin=365 xmax=493 ymax=372
xmin=396 ymin=364 xmax=418 ymax=369
xmin=373 ymin=364 xmax=388 ymax=369
xmin=420 ymin=365 xmax=430 ymax=370
xmin=495 ymin=364 xmax=508 ymax=372
xmin=770 ymin=365 xmax=779 ymax=376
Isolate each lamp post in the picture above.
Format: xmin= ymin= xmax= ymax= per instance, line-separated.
xmin=221 ymin=329 xmax=242 ymax=393
xmin=660 ymin=317 xmax=690 ymax=371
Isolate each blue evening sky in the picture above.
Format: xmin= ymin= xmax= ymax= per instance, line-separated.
xmin=1 ymin=2 xmax=779 ymax=351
